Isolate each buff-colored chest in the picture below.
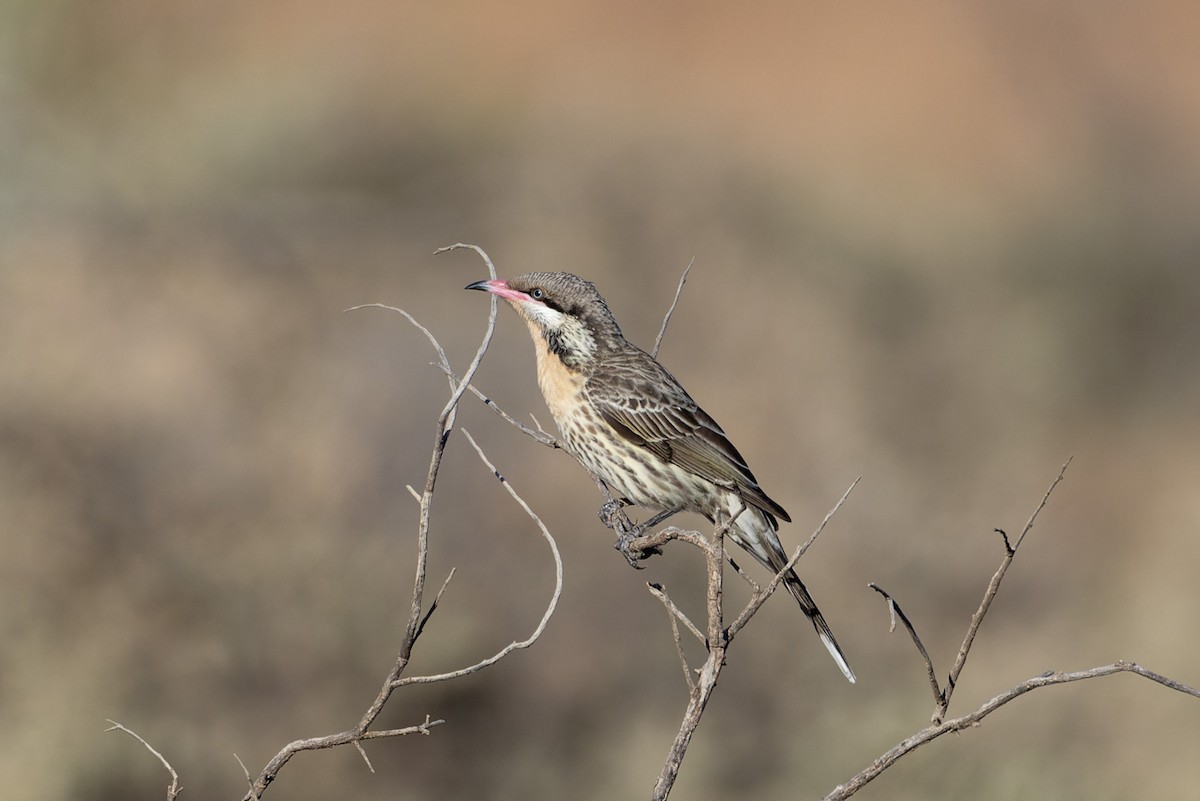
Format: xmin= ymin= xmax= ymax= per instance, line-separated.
xmin=521 ymin=318 xmax=729 ymax=524
xmin=526 ymin=318 xmax=588 ymax=425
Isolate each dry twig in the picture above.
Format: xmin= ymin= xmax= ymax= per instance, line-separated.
xmin=830 ymin=458 xmax=1200 ymax=798
xmin=824 ymin=661 xmax=1200 ymax=801
xmin=652 ymin=258 xmax=694 ymax=359
xmin=868 ymin=583 xmax=940 ymax=704
xmin=933 ymin=457 xmax=1073 ymax=724
xmin=238 ymin=243 xmax=560 ymax=799
xmin=618 ymin=485 xmax=857 ymax=801
xmin=106 ymin=720 xmax=181 ymax=801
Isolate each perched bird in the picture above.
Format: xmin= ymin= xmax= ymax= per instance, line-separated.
xmin=467 ymin=272 xmax=855 ymax=683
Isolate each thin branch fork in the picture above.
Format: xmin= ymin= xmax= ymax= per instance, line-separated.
xmin=642 ymin=516 xmax=731 ymax=801
xmin=932 ymin=456 xmax=1074 ymax=724
xmin=620 ymin=483 xmax=858 ymax=801
xmin=391 ymin=429 xmax=563 ymax=689
xmin=834 ymin=458 xmax=1199 ymax=798
xmin=823 ymin=661 xmax=1200 ymax=801
xmin=238 ymin=243 xmax=562 ymax=799
xmin=868 ymin=583 xmax=940 ymax=705
xmin=866 ymin=460 xmax=1074 ymax=723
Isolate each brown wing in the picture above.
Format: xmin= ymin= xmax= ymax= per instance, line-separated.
xmin=585 ymin=348 xmax=791 ymax=524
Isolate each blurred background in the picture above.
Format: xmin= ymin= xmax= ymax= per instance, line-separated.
xmin=3 ymin=2 xmax=1199 ymax=799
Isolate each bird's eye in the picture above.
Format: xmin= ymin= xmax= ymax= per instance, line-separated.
xmin=530 ymin=288 xmax=544 ymax=300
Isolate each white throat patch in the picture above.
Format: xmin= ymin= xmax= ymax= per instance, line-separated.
xmin=517 ymin=300 xmax=597 ymax=367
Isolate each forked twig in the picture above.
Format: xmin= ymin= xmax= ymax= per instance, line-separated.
xmin=933 ymin=457 xmax=1072 ymax=724
xmin=648 ymin=582 xmax=706 ymax=646
xmin=619 ymin=488 xmax=856 ymax=801
xmin=238 ymin=244 xmax=559 ymax=799
xmin=830 ymin=457 xmax=1198 ymax=798
xmin=392 ymin=429 xmax=563 ymax=688
xmin=649 ymin=583 xmax=698 ymax=693
xmin=433 ymin=362 xmax=560 ymax=449
xmin=413 ymin=569 xmax=458 ymax=646
xmin=868 ymin=583 xmax=941 ymax=704
xmin=824 ymin=661 xmax=1200 ymax=801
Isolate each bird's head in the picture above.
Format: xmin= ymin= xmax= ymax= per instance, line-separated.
xmin=466 ymin=271 xmax=625 ymax=371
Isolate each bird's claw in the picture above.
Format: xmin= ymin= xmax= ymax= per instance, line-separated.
xmin=597 ymin=498 xmax=630 ymax=531
xmin=614 ymin=532 xmax=662 ymax=568
xmin=599 ymin=500 xmax=672 ymax=568
xmin=600 ymin=500 xmax=644 ymax=565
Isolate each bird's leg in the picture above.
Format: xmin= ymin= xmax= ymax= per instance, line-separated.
xmin=592 ymin=479 xmax=687 ymax=567
xmin=598 ymin=495 xmax=634 ymax=530
xmin=641 ymin=506 xmax=684 ymax=531
xmin=599 ymin=497 xmax=656 ymax=568
xmin=613 ymin=522 xmax=662 ymax=568
xmin=594 ymin=477 xmax=629 ymax=527
xmin=614 ymin=506 xmax=685 ymax=566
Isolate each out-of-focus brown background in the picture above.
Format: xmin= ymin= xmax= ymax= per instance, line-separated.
xmin=4 ymin=2 xmax=1199 ymax=799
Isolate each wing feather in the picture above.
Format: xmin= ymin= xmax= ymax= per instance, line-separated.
xmin=586 ymin=348 xmax=791 ymax=523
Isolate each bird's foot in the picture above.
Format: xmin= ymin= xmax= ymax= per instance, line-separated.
xmin=614 ymin=531 xmax=662 ymax=569
xmin=597 ymin=497 xmax=634 ymax=532
xmin=601 ymin=504 xmax=684 ymax=569
xmin=598 ymin=499 xmax=655 ymax=568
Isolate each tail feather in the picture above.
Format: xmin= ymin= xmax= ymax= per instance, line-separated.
xmin=724 ymin=502 xmax=856 ymax=684
xmin=782 ymin=571 xmax=856 ymax=684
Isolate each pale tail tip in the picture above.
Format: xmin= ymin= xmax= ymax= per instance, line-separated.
xmin=819 ymin=631 xmax=857 ymax=684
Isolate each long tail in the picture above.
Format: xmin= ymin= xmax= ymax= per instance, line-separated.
xmin=726 ymin=504 xmax=856 ymax=684
xmin=778 ymin=566 xmax=857 ymax=683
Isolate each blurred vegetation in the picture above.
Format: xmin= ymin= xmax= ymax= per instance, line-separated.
xmin=2 ymin=2 xmax=1199 ymax=799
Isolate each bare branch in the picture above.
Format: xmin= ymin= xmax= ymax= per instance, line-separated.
xmin=648 ymin=583 xmax=697 ymax=693
xmin=826 ymin=458 xmax=1200 ymax=798
xmin=434 ymin=361 xmax=560 ymax=449
xmin=647 ymin=582 xmax=706 ymax=646
xmin=433 ymin=243 xmax=502 ymax=419
xmin=869 ymin=583 xmax=941 ymax=705
xmin=105 ymin=721 xmax=181 ymax=801
xmin=345 ymin=303 xmax=455 ymax=391
xmin=239 ymin=244 xmax=561 ymax=800
xmin=246 ymin=716 xmax=446 ymax=795
xmin=935 ymin=458 xmax=1071 ymax=724
xmin=353 ymin=741 xmax=374 ymax=773
xmin=652 ymin=258 xmax=695 ymax=359
xmin=649 ymin=530 xmax=724 ymax=801
xmin=644 ymin=506 xmax=759 ymax=801
xmin=824 ymin=660 xmax=1200 ymax=801
xmin=725 ymin=553 xmax=762 ymax=592
xmin=360 ymin=715 xmax=444 ymax=739
xmin=434 ymin=242 xmax=498 ymax=275
xmin=391 ymin=429 xmax=563 ymax=689
xmin=529 ymin=413 xmax=552 ymax=438
xmin=412 ymin=569 xmax=457 ymax=647
xmin=606 ymin=480 xmax=861 ymax=801
xmin=234 ymin=753 xmax=253 ymax=790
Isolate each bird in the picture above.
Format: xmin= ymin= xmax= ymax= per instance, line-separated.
xmin=466 ymin=271 xmax=855 ymax=683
